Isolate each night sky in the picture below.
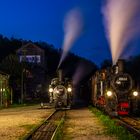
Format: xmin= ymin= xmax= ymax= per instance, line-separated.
xmin=0 ymin=0 xmax=139 ymax=65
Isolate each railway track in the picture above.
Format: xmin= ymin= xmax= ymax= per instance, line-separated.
xmin=117 ymin=116 xmax=140 ymax=140
xmin=25 ymin=110 xmax=66 ymax=140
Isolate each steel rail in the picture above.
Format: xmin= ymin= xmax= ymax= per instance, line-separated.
xmin=117 ymin=117 xmax=140 ymax=140
xmin=24 ymin=110 xmax=66 ymax=140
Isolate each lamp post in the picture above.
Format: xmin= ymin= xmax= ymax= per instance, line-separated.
xmin=21 ymin=69 xmax=24 ymax=104
xmin=21 ymin=68 xmax=28 ymax=104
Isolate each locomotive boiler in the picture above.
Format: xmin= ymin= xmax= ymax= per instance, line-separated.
xmin=48 ymin=70 xmax=73 ymax=109
xmin=91 ymin=59 xmax=139 ymax=116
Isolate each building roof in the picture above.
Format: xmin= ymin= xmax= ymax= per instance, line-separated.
xmin=16 ymin=42 xmax=44 ymax=54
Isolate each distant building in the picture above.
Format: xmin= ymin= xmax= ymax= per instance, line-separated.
xmin=16 ymin=43 xmax=47 ymax=101
xmin=16 ymin=42 xmax=45 ymax=66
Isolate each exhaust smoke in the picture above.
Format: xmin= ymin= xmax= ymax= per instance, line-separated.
xmin=72 ymin=62 xmax=93 ymax=86
xmin=102 ymin=0 xmax=140 ymax=65
xmin=58 ymin=8 xmax=83 ymax=68
xmin=72 ymin=63 xmax=85 ymax=86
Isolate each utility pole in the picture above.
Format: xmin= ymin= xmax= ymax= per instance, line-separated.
xmin=21 ymin=69 xmax=24 ymax=104
xmin=20 ymin=48 xmax=27 ymax=104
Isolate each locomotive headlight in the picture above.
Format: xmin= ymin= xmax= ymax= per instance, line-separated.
xmin=67 ymin=87 xmax=72 ymax=92
xmin=49 ymin=88 xmax=53 ymax=93
xmin=56 ymin=90 xmax=59 ymax=94
xmin=133 ymin=91 xmax=138 ymax=97
xmin=106 ymin=91 xmax=112 ymax=97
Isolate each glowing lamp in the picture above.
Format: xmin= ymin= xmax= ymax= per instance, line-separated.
xmin=49 ymin=88 xmax=53 ymax=93
xmin=107 ymin=91 xmax=112 ymax=96
xmin=67 ymin=87 xmax=72 ymax=92
xmin=133 ymin=91 xmax=138 ymax=97
xmin=56 ymin=90 xmax=59 ymax=94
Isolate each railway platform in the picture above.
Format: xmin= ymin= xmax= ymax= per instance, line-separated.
xmin=63 ymin=108 xmax=117 ymax=140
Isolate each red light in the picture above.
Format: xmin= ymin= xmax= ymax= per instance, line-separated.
xmin=118 ymin=111 xmax=129 ymax=115
xmin=119 ymin=102 xmax=129 ymax=108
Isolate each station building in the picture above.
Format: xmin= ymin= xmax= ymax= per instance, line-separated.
xmin=16 ymin=43 xmax=47 ymax=102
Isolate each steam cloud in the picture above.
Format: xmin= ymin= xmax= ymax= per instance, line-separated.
xmin=72 ymin=63 xmax=85 ymax=86
xmin=102 ymin=0 xmax=140 ymax=65
xmin=72 ymin=62 xmax=93 ymax=86
xmin=58 ymin=8 xmax=83 ymax=68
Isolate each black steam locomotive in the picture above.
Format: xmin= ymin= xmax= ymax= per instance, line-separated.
xmin=48 ymin=70 xmax=73 ymax=109
xmin=91 ymin=59 xmax=139 ymax=116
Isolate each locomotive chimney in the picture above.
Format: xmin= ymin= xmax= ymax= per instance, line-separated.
xmin=57 ymin=69 xmax=63 ymax=82
xmin=117 ymin=59 xmax=124 ymax=73
xmin=112 ymin=65 xmax=118 ymax=74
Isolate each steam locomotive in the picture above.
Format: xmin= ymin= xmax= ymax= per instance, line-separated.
xmin=48 ymin=70 xmax=73 ymax=109
xmin=91 ymin=59 xmax=139 ymax=116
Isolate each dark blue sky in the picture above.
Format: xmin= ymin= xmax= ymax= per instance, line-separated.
xmin=0 ymin=0 xmax=118 ymax=65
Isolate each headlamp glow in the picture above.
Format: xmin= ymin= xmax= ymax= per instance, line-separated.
xmin=133 ymin=91 xmax=138 ymax=97
xmin=67 ymin=87 xmax=72 ymax=92
xmin=107 ymin=91 xmax=112 ymax=96
xmin=49 ymin=88 xmax=53 ymax=93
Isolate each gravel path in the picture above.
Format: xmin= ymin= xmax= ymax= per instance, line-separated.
xmin=63 ymin=108 xmax=117 ymax=140
xmin=0 ymin=105 xmax=54 ymax=140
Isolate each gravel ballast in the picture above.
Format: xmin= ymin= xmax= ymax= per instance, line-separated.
xmin=0 ymin=105 xmax=54 ymax=140
xmin=63 ymin=108 xmax=117 ymax=140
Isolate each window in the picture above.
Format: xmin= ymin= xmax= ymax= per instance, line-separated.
xmin=19 ymin=55 xmax=41 ymax=63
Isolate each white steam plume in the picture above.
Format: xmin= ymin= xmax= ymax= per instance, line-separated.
xmin=102 ymin=0 xmax=140 ymax=65
xmin=58 ymin=8 xmax=83 ymax=68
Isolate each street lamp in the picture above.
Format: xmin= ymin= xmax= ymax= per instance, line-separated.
xmin=21 ymin=68 xmax=29 ymax=104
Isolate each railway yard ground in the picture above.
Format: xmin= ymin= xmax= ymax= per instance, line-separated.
xmin=0 ymin=104 xmax=54 ymax=140
xmin=62 ymin=108 xmax=117 ymax=140
xmin=0 ymin=105 xmax=139 ymax=140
